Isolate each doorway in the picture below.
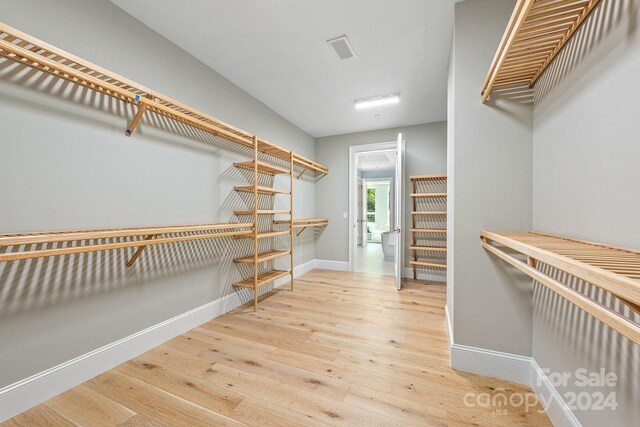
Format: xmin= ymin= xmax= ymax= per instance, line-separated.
xmin=348 ymin=136 xmax=405 ymax=287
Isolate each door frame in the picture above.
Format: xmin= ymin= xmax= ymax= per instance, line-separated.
xmin=348 ymin=141 xmax=402 ymax=272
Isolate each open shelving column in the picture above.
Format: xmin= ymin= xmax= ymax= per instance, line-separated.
xmin=232 ymin=138 xmax=295 ymax=311
xmin=410 ymin=175 xmax=448 ymax=280
xmin=481 ymin=231 xmax=640 ymax=344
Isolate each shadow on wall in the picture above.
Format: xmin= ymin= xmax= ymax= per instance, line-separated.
xmin=533 ymin=263 xmax=640 ymax=416
xmin=0 ymin=55 xmax=317 ymax=317
xmin=534 ymin=0 xmax=638 ymax=104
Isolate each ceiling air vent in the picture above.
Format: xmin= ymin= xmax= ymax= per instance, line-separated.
xmin=327 ymin=35 xmax=357 ymax=60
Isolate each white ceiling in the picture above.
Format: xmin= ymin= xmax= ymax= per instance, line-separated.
xmin=358 ymin=150 xmax=396 ymax=172
xmin=111 ymin=0 xmax=454 ymax=138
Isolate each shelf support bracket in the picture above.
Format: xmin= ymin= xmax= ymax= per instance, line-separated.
xmin=297 ymin=166 xmax=308 ymax=179
xmin=125 ymin=95 xmax=149 ymax=137
xmin=296 ymin=226 xmax=307 ymax=237
xmin=126 ymin=234 xmax=159 ymax=268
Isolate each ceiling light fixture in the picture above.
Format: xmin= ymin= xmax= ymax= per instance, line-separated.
xmin=355 ymin=94 xmax=400 ymax=110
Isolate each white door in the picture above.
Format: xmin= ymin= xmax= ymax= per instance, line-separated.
xmin=357 ymin=176 xmax=363 ymax=246
xmin=394 ymin=134 xmax=405 ymax=290
xmin=361 ymin=178 xmax=368 ymax=246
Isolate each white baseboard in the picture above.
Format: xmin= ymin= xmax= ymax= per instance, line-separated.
xmin=450 ymin=342 xmax=579 ymax=427
xmin=451 ymin=343 xmax=532 ymax=385
xmin=315 ymin=259 xmax=349 ymax=271
xmin=0 ymin=258 xmax=313 ymax=423
xmin=530 ymin=359 xmax=581 ymax=427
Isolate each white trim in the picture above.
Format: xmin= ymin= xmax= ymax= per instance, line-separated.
xmin=445 ymin=304 xmax=453 ymax=348
xmin=530 ymin=358 xmax=581 ymax=427
xmin=449 ymin=343 xmax=580 ymax=426
xmin=315 ymin=259 xmax=349 ymax=271
xmin=348 ymin=141 xmax=399 ymax=273
xmin=451 ymin=343 xmax=532 ymax=385
xmin=0 ymin=259 xmax=314 ymax=423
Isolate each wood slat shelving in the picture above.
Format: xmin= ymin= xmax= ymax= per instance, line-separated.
xmin=410 ymin=246 xmax=447 ymax=252
xmin=481 ymin=0 xmax=602 ymax=102
xmin=410 ymin=175 xmax=448 ymax=280
xmin=410 ymin=260 xmax=447 ymax=269
xmin=234 ymin=250 xmax=290 ymax=264
xmin=273 ymin=218 xmax=329 ymax=229
xmin=410 ymin=193 xmax=447 ymax=198
xmin=0 ymin=222 xmax=253 ymax=264
xmin=273 ymin=218 xmax=329 ymax=236
xmin=231 ymin=140 xmax=295 ymax=310
xmin=0 ymin=22 xmax=328 ymax=176
xmin=234 ymin=210 xmax=291 ymax=216
xmin=411 ymin=228 xmax=448 ymax=234
xmin=234 ymin=186 xmax=291 ymax=195
xmin=236 ymin=230 xmax=291 ymax=240
xmin=410 ymin=211 xmax=447 ymax=215
xmin=234 ymin=160 xmax=291 ymax=175
xmin=233 ymin=270 xmax=291 ymax=289
xmin=481 ymin=231 xmax=640 ymax=344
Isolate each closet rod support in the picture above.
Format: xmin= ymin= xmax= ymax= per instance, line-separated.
xmin=125 ymin=95 xmax=149 ymax=137
xmin=297 ymin=166 xmax=308 ymax=179
xmin=126 ymin=234 xmax=158 ymax=268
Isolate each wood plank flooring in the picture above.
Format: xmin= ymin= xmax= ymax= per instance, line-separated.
xmin=3 ymin=269 xmax=551 ymax=426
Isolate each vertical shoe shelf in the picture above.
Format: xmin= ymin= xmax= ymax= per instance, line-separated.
xmin=232 ymin=136 xmax=295 ymax=311
xmin=410 ymin=175 xmax=448 ymax=280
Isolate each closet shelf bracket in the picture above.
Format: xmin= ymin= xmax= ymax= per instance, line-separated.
xmin=126 ymin=233 xmax=159 ymax=268
xmin=297 ymin=166 xmax=308 ymax=179
xmin=125 ymin=95 xmax=150 ymax=137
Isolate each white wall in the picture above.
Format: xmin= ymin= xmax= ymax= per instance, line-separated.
xmin=0 ymin=0 xmax=316 ymax=390
xmin=315 ymin=122 xmax=447 ymax=275
xmin=449 ymin=0 xmax=533 ymax=356
xmin=532 ymin=0 xmax=640 ymax=425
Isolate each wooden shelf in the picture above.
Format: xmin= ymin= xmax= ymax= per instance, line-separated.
xmin=410 ymin=246 xmax=447 ymax=252
xmin=234 ymin=186 xmax=290 ymax=195
xmin=234 ymin=160 xmax=291 ymax=175
xmin=0 ymin=22 xmax=328 ymax=175
xmin=273 ymin=218 xmax=329 ymax=228
xmin=0 ymin=222 xmax=253 ymax=263
xmin=234 ymin=210 xmax=290 ymax=216
xmin=410 ymin=193 xmax=447 ymax=198
xmin=410 ymin=261 xmax=447 ymax=269
xmin=233 ymin=269 xmax=291 ymax=289
xmin=411 ymin=228 xmax=448 ymax=234
xmin=481 ymin=231 xmax=640 ymax=344
xmin=237 ymin=230 xmax=291 ymax=240
xmin=234 ymin=250 xmax=290 ymax=264
xmin=411 ymin=175 xmax=447 ymax=181
xmin=410 ymin=211 xmax=447 ymax=215
xmin=481 ymin=0 xmax=602 ymax=103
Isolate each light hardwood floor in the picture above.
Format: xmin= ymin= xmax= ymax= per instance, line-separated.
xmin=3 ymin=270 xmax=551 ymax=426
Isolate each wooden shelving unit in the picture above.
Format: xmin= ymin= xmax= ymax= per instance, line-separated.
xmin=481 ymin=231 xmax=640 ymax=344
xmin=410 ymin=175 xmax=448 ymax=280
xmin=231 ymin=138 xmax=295 ymax=311
xmin=481 ymin=0 xmax=602 ymax=103
xmin=0 ymin=22 xmax=330 ymax=311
